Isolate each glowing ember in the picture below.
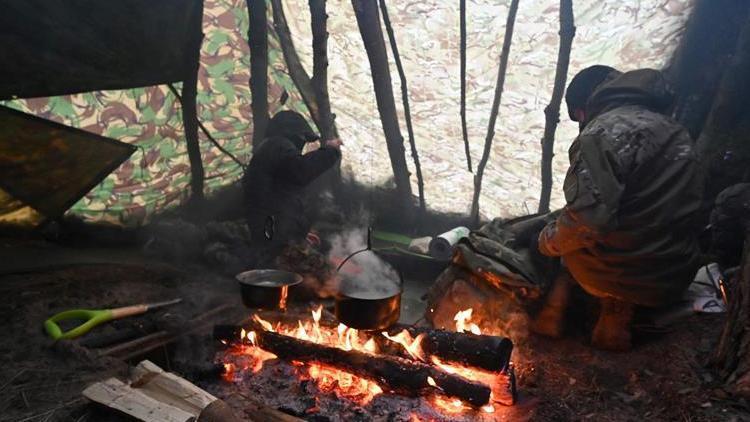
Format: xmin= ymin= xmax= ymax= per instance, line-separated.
xmin=303 ymin=363 xmax=383 ymax=404
xmin=222 ymin=363 xmax=235 ymax=382
xmin=382 ymin=330 xmax=426 ymax=361
xmin=433 ymin=396 xmax=471 ymax=414
xmin=427 ymin=376 xmax=437 ymax=387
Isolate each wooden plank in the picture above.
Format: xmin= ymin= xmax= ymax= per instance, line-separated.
xmin=130 ymin=360 xmax=216 ymax=415
xmin=83 ymin=378 xmax=194 ymax=422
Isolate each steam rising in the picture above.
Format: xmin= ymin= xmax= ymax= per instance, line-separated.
xmin=328 ymin=228 xmax=400 ymax=299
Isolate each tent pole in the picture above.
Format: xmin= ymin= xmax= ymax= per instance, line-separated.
xmin=352 ymin=0 xmax=414 ymax=209
xmin=470 ymin=0 xmax=520 ymax=225
xmin=248 ymin=0 xmax=270 ymax=150
xmin=538 ymin=0 xmax=575 ymax=214
xmin=182 ymin=29 xmax=205 ymax=203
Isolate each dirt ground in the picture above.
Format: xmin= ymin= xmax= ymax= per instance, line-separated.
xmin=0 ymin=239 xmax=749 ymax=421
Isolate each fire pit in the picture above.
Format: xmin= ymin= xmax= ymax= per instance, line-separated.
xmin=213 ymin=306 xmax=516 ymax=421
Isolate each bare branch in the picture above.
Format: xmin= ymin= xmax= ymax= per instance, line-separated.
xmin=538 ymin=0 xmax=575 ymax=213
xmin=379 ymin=0 xmax=425 ymax=212
xmin=470 ymin=0 xmax=520 ymax=224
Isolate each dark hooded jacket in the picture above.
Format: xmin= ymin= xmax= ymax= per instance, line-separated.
xmin=242 ymin=111 xmax=339 ymax=256
xmin=540 ymin=69 xmax=703 ymax=306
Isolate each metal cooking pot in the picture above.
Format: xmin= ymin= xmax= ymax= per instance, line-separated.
xmin=334 ymin=275 xmax=402 ymax=330
xmin=334 ymin=240 xmax=403 ymax=330
xmin=236 ymin=269 xmax=302 ymax=310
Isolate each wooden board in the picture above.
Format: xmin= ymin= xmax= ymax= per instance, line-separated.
xmin=83 ymin=378 xmax=194 ymax=422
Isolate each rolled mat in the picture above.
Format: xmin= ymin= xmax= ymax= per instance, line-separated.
xmin=429 ymin=226 xmax=470 ymax=260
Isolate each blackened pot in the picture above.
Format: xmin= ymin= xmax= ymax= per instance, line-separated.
xmin=236 ymin=269 xmax=302 ymax=309
xmin=334 ymin=270 xmax=403 ymax=331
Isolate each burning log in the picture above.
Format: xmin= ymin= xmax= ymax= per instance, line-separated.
xmin=215 ymin=316 xmax=512 ymax=372
xmin=385 ymin=324 xmax=513 ymax=373
xmin=245 ymin=327 xmax=492 ymax=407
xmin=217 ymin=322 xmax=512 ymax=375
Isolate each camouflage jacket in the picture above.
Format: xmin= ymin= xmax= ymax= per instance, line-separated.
xmin=540 ymin=69 xmax=703 ymax=306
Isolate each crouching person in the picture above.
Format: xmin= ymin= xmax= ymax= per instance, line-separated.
xmin=533 ymin=66 xmax=703 ymax=351
xmin=242 ymin=110 xmax=342 ymax=297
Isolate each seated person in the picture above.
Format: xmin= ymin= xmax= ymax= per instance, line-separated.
xmin=534 ymin=66 xmax=703 ymax=351
xmin=242 ymin=110 xmax=342 ymax=294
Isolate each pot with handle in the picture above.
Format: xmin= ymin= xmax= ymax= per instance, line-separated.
xmin=334 ymin=227 xmax=403 ymax=330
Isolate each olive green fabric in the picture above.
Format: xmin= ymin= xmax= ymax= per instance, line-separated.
xmin=0 ymin=106 xmax=136 ymax=224
xmin=539 ymin=69 xmax=703 ymax=307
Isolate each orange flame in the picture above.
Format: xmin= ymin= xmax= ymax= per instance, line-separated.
xmin=454 ymin=308 xmax=482 ymax=335
xmin=228 ymin=309 xmax=386 ymax=405
xmin=382 ymin=330 xmax=426 ymax=361
xmin=364 ymin=338 xmax=378 ymax=353
xmin=279 ymin=285 xmax=289 ymax=310
xmin=227 ymin=307 xmax=503 ymax=413
xmin=253 ymin=314 xmax=274 ymax=332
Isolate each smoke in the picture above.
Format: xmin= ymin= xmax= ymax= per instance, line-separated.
xmin=327 ymin=227 xmax=401 ymax=299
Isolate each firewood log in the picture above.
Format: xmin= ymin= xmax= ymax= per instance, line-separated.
xmin=249 ymin=328 xmax=492 ymax=407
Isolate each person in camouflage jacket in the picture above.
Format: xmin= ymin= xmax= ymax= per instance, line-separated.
xmin=534 ymin=66 xmax=703 ymax=351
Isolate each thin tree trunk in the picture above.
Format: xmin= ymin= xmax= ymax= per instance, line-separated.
xmin=182 ymin=30 xmax=205 ymax=203
xmin=247 ymin=0 xmax=270 ymax=150
xmin=308 ymin=0 xmax=342 ymax=197
xmin=378 ymin=0 xmax=425 ymax=213
xmin=309 ymin=0 xmax=338 ymax=141
xmin=460 ymin=0 xmax=472 ymax=173
xmin=269 ymin=0 xmax=320 ymax=131
xmin=470 ymin=0 xmax=520 ymax=225
xmin=352 ymin=0 xmax=413 ymax=207
xmin=538 ymin=0 xmax=575 ymax=214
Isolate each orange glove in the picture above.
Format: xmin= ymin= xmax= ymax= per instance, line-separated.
xmin=538 ymin=222 xmax=560 ymax=257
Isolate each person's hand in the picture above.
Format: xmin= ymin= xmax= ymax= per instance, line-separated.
xmin=306 ymin=231 xmax=321 ymax=247
xmin=323 ymin=138 xmax=343 ymax=150
xmin=538 ymin=222 xmax=558 ymax=257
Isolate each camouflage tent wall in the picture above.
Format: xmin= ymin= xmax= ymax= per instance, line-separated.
xmin=1 ymin=0 xmax=692 ymax=226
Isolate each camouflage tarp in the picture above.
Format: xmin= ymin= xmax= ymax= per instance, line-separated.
xmin=0 ymin=0 xmax=692 ymax=226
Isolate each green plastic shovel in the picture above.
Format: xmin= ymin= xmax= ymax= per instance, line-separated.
xmin=43 ymin=298 xmax=182 ymax=340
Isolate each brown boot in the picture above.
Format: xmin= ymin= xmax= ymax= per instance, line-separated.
xmin=591 ymin=297 xmax=634 ymax=351
xmin=531 ymin=272 xmax=573 ymax=338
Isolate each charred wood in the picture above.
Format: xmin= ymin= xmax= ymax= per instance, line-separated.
xmin=215 ymin=314 xmax=513 ymax=373
xmin=248 ymin=327 xmax=492 ymax=407
xmin=387 ymin=324 xmax=513 ymax=373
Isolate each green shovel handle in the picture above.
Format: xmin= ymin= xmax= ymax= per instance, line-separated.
xmin=44 ymin=309 xmax=114 ymax=340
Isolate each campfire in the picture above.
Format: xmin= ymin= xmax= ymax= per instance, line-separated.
xmin=214 ymin=306 xmax=516 ymax=420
